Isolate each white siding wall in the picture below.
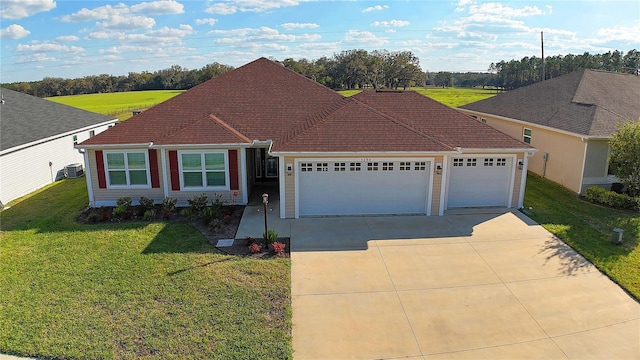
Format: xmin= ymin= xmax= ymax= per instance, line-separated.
xmin=0 ymin=123 xmax=112 ymax=205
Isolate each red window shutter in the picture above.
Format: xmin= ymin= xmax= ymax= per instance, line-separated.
xmin=228 ymin=149 xmax=239 ymax=190
xmin=169 ymin=150 xmax=180 ymax=191
xmin=95 ymin=150 xmax=107 ymax=189
xmin=148 ymin=149 xmax=160 ymax=188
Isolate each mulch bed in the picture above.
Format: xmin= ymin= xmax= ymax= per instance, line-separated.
xmin=78 ymin=205 xmax=290 ymax=259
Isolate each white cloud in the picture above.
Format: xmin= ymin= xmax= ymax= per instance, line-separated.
xmin=0 ymin=0 xmax=56 ymax=20
xmin=196 ymin=18 xmax=217 ymax=26
xmin=596 ymin=23 xmax=640 ymax=43
xmin=210 ymin=26 xmax=318 ymax=43
xmin=344 ymin=30 xmax=388 ymax=47
xmin=61 ymin=4 xmax=129 ymax=22
xmin=281 ymin=22 xmax=319 ymax=30
xmin=206 ymin=0 xmax=308 ymax=15
xmin=86 ymin=31 xmax=122 ymax=40
xmin=1 ymin=24 xmax=30 ymax=39
xmin=205 ymin=3 xmax=237 ymax=15
xmin=16 ymin=42 xmax=85 ymax=53
xmin=150 ymin=24 xmax=193 ymax=38
xmin=55 ymin=35 xmax=79 ymax=42
xmin=97 ymin=15 xmax=156 ymax=30
xmin=371 ymin=20 xmax=409 ymax=27
xmin=130 ymin=0 xmax=184 ymax=15
xmin=362 ymin=5 xmax=389 ymax=13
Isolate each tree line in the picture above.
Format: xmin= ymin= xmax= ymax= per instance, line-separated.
xmin=2 ymin=49 xmax=638 ymax=97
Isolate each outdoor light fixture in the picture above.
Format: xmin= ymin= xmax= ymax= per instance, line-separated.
xmin=518 ymin=160 xmax=524 ymax=170
xmin=262 ymin=193 xmax=269 ymax=243
xmin=436 ymin=163 xmax=443 ymax=175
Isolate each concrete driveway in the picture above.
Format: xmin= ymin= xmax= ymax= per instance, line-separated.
xmin=290 ymin=211 xmax=640 ymax=359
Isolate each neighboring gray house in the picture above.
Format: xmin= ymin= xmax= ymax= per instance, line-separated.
xmin=458 ymin=70 xmax=640 ymax=193
xmin=0 ymin=88 xmax=117 ymax=206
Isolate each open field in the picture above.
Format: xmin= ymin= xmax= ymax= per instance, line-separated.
xmin=47 ymin=90 xmax=184 ymax=121
xmin=338 ymin=87 xmax=497 ymax=107
xmin=0 ymin=179 xmax=291 ymax=359
xmin=524 ymin=174 xmax=640 ymax=300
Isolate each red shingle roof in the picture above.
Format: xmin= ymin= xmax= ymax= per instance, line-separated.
xmin=80 ymin=58 xmax=531 ymax=152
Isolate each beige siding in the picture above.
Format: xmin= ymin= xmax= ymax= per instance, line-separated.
xmin=87 ymin=147 xmax=245 ymax=206
xmin=460 ymin=111 xmax=585 ymax=193
xmin=511 ymin=153 xmax=525 ymax=208
xmin=284 ymin=156 xmax=296 ymax=218
xmin=164 ymin=148 xmax=245 ymax=206
xmin=89 ymin=148 xmax=164 ymax=205
xmin=430 ymin=155 xmax=444 ymax=215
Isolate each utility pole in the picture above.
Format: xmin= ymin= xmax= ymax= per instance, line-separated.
xmin=541 ymin=31 xmax=545 ymax=81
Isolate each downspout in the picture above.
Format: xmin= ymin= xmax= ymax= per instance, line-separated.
xmin=82 ymin=150 xmax=95 ymax=207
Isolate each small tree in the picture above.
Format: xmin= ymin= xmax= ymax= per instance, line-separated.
xmin=608 ymin=120 xmax=640 ymax=197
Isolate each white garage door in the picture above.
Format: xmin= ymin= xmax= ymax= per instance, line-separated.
xmin=448 ymin=157 xmax=512 ymax=207
xmin=298 ymin=160 xmax=430 ymax=216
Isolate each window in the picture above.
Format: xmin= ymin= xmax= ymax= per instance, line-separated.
xmin=350 ymin=162 xmax=361 ymax=171
xmin=301 ymin=163 xmax=313 ymax=172
xmin=414 ymin=162 xmax=426 ymax=171
xmin=367 ymin=162 xmax=379 ymax=171
xmin=105 ymin=152 xmax=149 ymax=187
xmin=481 ymin=118 xmax=487 ymax=123
xmin=334 ymin=162 xmax=346 ymax=172
xmin=400 ymin=162 xmax=411 ymax=170
xmin=466 ymin=158 xmax=477 ymax=167
xmin=484 ymin=158 xmax=494 ymax=167
xmin=89 ymin=130 xmax=95 ymax=138
xmin=453 ymin=158 xmax=464 ymax=167
xmin=496 ymin=158 xmax=507 ymax=167
xmin=316 ymin=162 xmax=328 ymax=172
xmin=180 ymin=152 xmax=227 ymax=188
xmin=382 ymin=162 xmax=394 ymax=171
xmin=73 ymin=135 xmax=78 ymax=145
xmin=523 ymin=128 xmax=532 ymax=144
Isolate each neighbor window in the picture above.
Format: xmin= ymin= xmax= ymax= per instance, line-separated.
xmin=334 ymin=162 xmax=346 ymax=172
xmin=105 ymin=151 xmax=149 ymax=187
xmin=180 ymin=152 xmax=227 ymax=189
xmin=523 ymin=128 xmax=532 ymax=144
xmin=73 ymin=135 xmax=78 ymax=145
xmin=89 ymin=130 xmax=95 ymax=138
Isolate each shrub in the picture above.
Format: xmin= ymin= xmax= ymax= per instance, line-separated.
xmin=263 ymin=229 xmax=278 ymax=245
xmin=112 ymin=204 xmax=128 ymax=218
xmin=185 ymin=193 xmax=208 ymax=220
xmin=139 ymin=196 xmax=155 ymax=212
xmin=85 ymin=210 xmax=100 ymax=223
xmin=100 ymin=207 xmax=112 ymax=221
xmin=162 ymin=197 xmax=177 ymax=218
xmin=208 ymin=218 xmax=222 ymax=231
xmin=114 ymin=197 xmax=133 ymax=219
xmin=116 ymin=197 xmax=132 ymax=208
xmin=143 ymin=209 xmax=156 ymax=221
xmin=244 ymin=237 xmax=255 ymax=246
xmin=249 ymin=243 xmax=262 ymax=254
xmin=583 ymin=186 xmax=640 ymax=211
xmin=272 ymin=242 xmax=286 ymax=257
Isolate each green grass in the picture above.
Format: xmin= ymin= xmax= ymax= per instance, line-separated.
xmin=47 ymin=90 xmax=184 ymax=121
xmin=411 ymin=87 xmax=498 ymax=108
xmin=338 ymin=87 xmax=497 ymax=107
xmin=524 ymin=174 xmax=640 ymax=299
xmin=0 ymin=179 xmax=291 ymax=359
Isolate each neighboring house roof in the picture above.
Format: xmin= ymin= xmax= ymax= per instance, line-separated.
xmin=0 ymin=87 xmax=116 ymax=152
xmin=81 ymin=57 xmax=532 ymax=153
xmin=460 ymin=69 xmax=640 ymax=137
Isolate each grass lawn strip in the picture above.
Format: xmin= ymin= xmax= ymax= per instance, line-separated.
xmin=46 ymin=90 xmax=184 ymax=121
xmin=0 ymin=179 xmax=291 ymax=359
xmin=524 ymin=174 xmax=640 ymax=300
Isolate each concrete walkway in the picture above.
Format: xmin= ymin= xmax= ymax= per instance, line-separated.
xmin=290 ymin=211 xmax=640 ymax=359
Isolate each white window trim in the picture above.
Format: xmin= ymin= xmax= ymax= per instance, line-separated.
xmin=178 ymin=150 xmax=230 ymax=191
xmin=104 ymin=150 xmax=151 ymax=189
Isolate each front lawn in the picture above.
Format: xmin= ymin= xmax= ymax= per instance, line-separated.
xmin=0 ymin=179 xmax=291 ymax=359
xmin=524 ymin=174 xmax=640 ymax=299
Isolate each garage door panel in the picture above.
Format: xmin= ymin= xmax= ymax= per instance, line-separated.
xmin=448 ymin=157 xmax=512 ymax=208
xmin=298 ymin=160 xmax=429 ymax=216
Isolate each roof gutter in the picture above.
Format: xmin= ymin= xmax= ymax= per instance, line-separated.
xmin=456 ymin=147 xmax=538 ymax=154
xmin=270 ymin=150 xmax=461 ymax=157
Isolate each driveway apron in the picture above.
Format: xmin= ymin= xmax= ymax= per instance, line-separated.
xmin=290 ymin=211 xmax=640 ymax=360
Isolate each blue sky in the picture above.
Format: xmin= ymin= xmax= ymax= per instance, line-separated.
xmin=1 ymin=0 xmax=638 ymax=82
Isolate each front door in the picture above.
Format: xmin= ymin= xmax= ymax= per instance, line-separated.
xmin=254 ymin=148 xmax=279 ymax=182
